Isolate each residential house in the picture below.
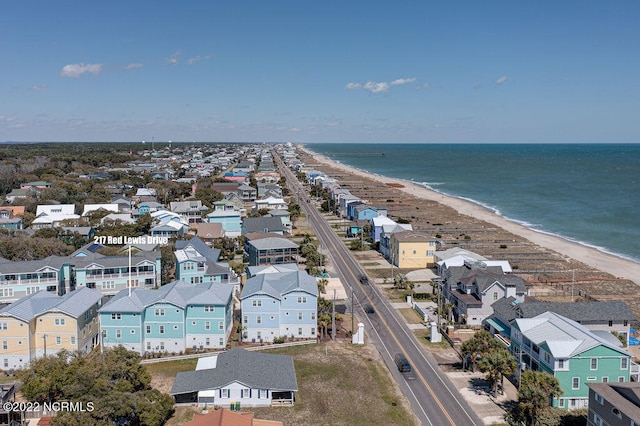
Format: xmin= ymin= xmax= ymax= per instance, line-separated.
xmin=511 ymin=311 xmax=633 ymax=410
xmin=32 ymin=204 xmax=80 ymax=229
xmin=237 ymin=184 xmax=257 ymax=202
xmin=20 ymin=181 xmax=51 ymax=190
xmin=189 ymin=222 xmax=224 ymax=245
xmin=252 ymin=197 xmax=287 ymax=213
xmin=110 ymin=195 xmax=133 ymax=212
xmin=150 ymin=210 xmax=188 ymax=237
xmin=338 ymin=194 xmax=361 ymax=218
xmin=240 ymin=270 xmax=318 ymax=343
xmin=267 ymin=210 xmax=291 ymax=234
xmin=60 ymin=226 xmax=96 ymax=241
xmin=379 ymin=223 xmax=413 ymax=259
xmin=133 ymin=188 xmax=157 ymax=203
xmin=99 ymin=280 xmax=234 ymax=355
xmin=207 ymin=203 xmax=242 ymax=238
xmin=0 ymin=256 xmax=71 ymax=303
xmin=245 ymin=237 xmax=299 ymax=267
xmin=436 ymin=248 xmax=512 ymax=276
xmin=5 ymin=188 xmax=32 ymax=204
xmin=586 ymin=382 xmax=640 ymax=426
xmin=489 ymin=299 xmax=636 ymax=347
xmin=370 ymin=215 xmax=398 ymax=243
xmin=170 ymin=200 xmax=209 ymax=224
xmin=223 ymin=172 xmax=248 ymax=182
xmin=101 ymin=213 xmax=136 ymax=226
xmin=134 ymin=201 xmax=163 ymax=218
xmin=257 ymin=182 xmax=282 ymax=198
xmin=442 ymin=263 xmax=528 ymax=325
xmin=0 ymin=287 xmax=102 ymax=369
xmin=0 ymin=206 xmax=25 ymax=218
xmin=72 ymin=251 xmax=162 ymax=295
xmin=81 ymin=204 xmax=120 ymax=217
xmin=242 ymin=217 xmax=286 ymax=236
xmin=174 ymin=237 xmax=238 ymax=291
xmin=0 ymin=218 xmax=22 ymax=230
xmin=171 ymin=348 xmax=297 ymax=407
xmin=210 ymin=182 xmax=240 ymax=195
xmin=390 ymin=231 xmax=437 ymax=269
xmin=246 ymin=263 xmax=299 ymax=278
xmin=350 ymin=204 xmax=384 ymax=222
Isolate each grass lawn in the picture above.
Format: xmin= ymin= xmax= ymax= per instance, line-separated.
xmin=151 ymin=342 xmax=417 ymax=426
xmin=398 ymin=307 xmax=424 ymax=324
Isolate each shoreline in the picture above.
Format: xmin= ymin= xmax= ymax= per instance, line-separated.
xmin=299 ymin=145 xmax=640 ymax=286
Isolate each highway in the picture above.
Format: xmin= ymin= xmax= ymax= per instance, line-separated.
xmin=273 ymin=150 xmax=483 ymax=426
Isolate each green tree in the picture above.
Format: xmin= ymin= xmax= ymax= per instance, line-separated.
xmin=477 ymin=346 xmax=517 ymax=395
xmin=461 ymin=330 xmax=500 ymax=372
xmin=512 ymin=370 xmax=562 ymax=426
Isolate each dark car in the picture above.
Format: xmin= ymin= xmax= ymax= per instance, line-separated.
xmin=394 ymin=353 xmax=412 ymax=373
xmin=359 ymin=275 xmax=369 ymax=284
xmin=363 ymin=304 xmax=375 ymax=314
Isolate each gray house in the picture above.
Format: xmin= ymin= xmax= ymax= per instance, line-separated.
xmin=242 ymin=216 xmax=286 ymax=235
xmin=171 ymin=348 xmax=298 ymax=407
xmin=245 ymin=237 xmax=299 ymax=266
xmin=587 ymin=382 xmax=640 ymax=425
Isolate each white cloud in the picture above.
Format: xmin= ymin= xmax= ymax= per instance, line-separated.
xmin=345 ymin=77 xmax=417 ymax=94
xmin=495 ymin=75 xmax=507 ymax=84
xmin=31 ymin=85 xmax=48 ymax=90
xmin=124 ymin=63 xmax=143 ymax=71
xmin=416 ymin=83 xmax=430 ymax=90
xmin=390 ymin=78 xmax=416 ymax=86
xmin=60 ymin=63 xmax=103 ymax=78
xmin=187 ymin=55 xmax=212 ymax=65
xmin=363 ymin=81 xmax=390 ymax=93
xmin=167 ymin=50 xmax=181 ymax=65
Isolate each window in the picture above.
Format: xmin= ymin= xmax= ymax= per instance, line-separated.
xmin=2 ymin=359 xmax=6 ymax=368
xmin=593 ymin=413 xmax=603 ymax=426
xmin=1 ymin=341 xmax=6 ymax=350
xmin=241 ymin=389 xmax=250 ymax=398
xmin=219 ymin=338 xmax=223 ymax=346
xmin=572 ymin=377 xmax=579 ymax=390
xmin=204 ymin=305 xmax=215 ymax=312
xmin=298 ymin=327 xmax=303 ymax=336
xmin=55 ymin=336 xmax=61 ymax=345
xmin=111 ymin=313 xmax=121 ymax=320
xmin=602 ymin=377 xmax=608 ymax=383
xmin=205 ymin=321 xmax=211 ymax=330
xmin=218 ymin=321 xmax=223 ymax=330
xmin=624 ymin=320 xmax=629 ymax=326
xmin=493 ymin=292 xmax=498 ymax=300
xmin=146 ymin=342 xmax=151 ymax=350
xmin=297 ymin=296 xmax=307 ymax=304
xmin=146 ymin=325 xmax=151 ymax=334
xmin=243 ymin=316 xmax=248 ymax=324
xmin=609 ymin=320 xmax=613 ymax=327
xmin=412 ymin=250 xmax=416 ymax=255
xmin=594 ymin=393 xmax=604 ymax=405
xmin=558 ymin=359 xmax=565 ymax=369
xmin=298 ymin=312 xmax=303 ymax=320
xmin=311 ymin=328 xmax=315 ymax=335
xmin=70 ymin=336 xmax=76 ymax=345
xmin=54 ymin=318 xmax=66 ymax=326
xmin=311 ymin=312 xmax=316 ymax=320
xmin=257 ymin=316 xmax=262 ymax=324
xmin=591 ymin=358 xmax=598 ymax=370
xmin=612 ymin=407 xmax=622 ymax=419
xmin=258 ymin=389 xmax=267 ymax=399
xmin=252 ymin=300 xmax=262 ymax=307
xmin=205 ymin=338 xmax=210 ymax=346
xmin=221 ymin=389 xmax=229 ymax=398
xmin=558 ymin=398 xmax=565 ymax=408
xmin=159 ymin=326 xmax=165 ymax=334
xmin=116 ymin=330 xmax=121 ymax=339
xmin=159 ymin=342 xmax=164 ymax=350
xmin=621 ymin=358 xmax=629 ymax=369
xmin=0 ymin=323 xmax=6 ymax=330
xmin=155 ymin=308 xmax=165 ymax=316
xmin=619 ymin=376 xmax=625 ymax=382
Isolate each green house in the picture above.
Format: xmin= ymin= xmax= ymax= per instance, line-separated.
xmin=511 ymin=311 xmax=633 ymax=410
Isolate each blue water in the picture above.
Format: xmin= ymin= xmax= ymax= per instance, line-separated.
xmin=306 ymin=143 xmax=640 ymax=263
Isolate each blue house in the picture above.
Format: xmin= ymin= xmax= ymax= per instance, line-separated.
xmin=174 ymin=237 xmax=238 ymax=291
xmin=206 ymin=202 xmax=242 ymax=238
xmin=240 ymin=270 xmax=318 ymax=343
xmin=99 ymin=280 xmax=235 ymax=355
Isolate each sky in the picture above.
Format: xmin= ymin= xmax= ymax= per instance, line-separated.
xmin=1 ymin=1 xmax=639 ymax=143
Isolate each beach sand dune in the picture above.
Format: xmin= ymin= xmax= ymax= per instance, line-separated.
xmin=298 ymin=146 xmax=640 ymax=316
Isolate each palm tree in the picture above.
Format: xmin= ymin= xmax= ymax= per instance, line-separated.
xmin=461 ymin=330 xmax=500 ymax=372
xmin=516 ymin=370 xmax=562 ymax=426
xmin=477 ymin=346 xmax=517 ymax=395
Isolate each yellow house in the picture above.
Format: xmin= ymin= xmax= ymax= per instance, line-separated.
xmin=0 ymin=287 xmax=102 ymax=369
xmin=390 ymin=231 xmax=437 ymax=269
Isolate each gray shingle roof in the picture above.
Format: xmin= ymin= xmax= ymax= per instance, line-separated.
xmin=99 ymin=280 xmax=234 ymax=313
xmin=247 ymin=237 xmax=299 ymax=250
xmin=241 ymin=270 xmax=318 ymax=300
xmin=175 ymin=237 xmax=220 ymax=262
xmin=517 ymin=300 xmax=636 ymax=322
xmin=242 ymin=217 xmax=286 ymax=234
xmin=171 ymin=348 xmax=297 ymax=395
xmin=0 ymin=287 xmax=102 ymax=322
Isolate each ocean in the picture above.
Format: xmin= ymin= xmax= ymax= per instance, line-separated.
xmin=306 ymin=143 xmax=640 ymax=263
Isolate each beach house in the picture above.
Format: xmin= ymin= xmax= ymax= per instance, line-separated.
xmin=240 ymin=270 xmax=318 ymax=343
xmin=390 ymin=231 xmax=437 ymax=268
xmin=0 ymin=287 xmax=102 ymax=369
xmin=99 ymin=280 xmax=234 ymax=355
xmin=511 ymin=311 xmax=633 ymax=410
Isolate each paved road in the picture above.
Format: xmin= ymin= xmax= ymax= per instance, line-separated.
xmin=273 ymin=150 xmax=483 ymax=426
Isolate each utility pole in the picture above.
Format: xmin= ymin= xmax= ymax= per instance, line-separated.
xmin=331 ymin=289 xmax=336 ymax=340
xmin=350 ymin=285 xmax=355 ymax=336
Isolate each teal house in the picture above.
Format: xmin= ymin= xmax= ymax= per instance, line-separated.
xmin=99 ymin=280 xmax=234 ymax=355
xmin=174 ymin=237 xmax=239 ymax=292
xmin=511 ymin=311 xmax=634 ymax=410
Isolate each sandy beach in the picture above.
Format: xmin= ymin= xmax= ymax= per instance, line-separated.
xmin=299 ymin=145 xmax=640 ymax=287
